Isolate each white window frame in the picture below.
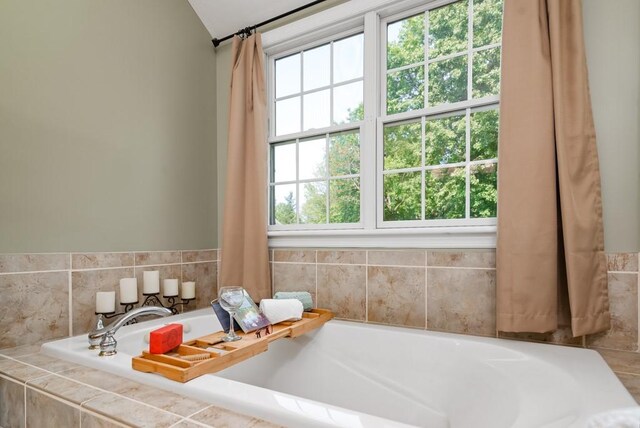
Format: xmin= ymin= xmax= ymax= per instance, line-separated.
xmin=263 ymin=0 xmax=498 ymax=248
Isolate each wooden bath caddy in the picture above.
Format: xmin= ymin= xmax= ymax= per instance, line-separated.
xmin=132 ymin=309 xmax=333 ymax=383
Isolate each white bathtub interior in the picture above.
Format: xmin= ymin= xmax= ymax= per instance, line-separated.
xmin=42 ymin=309 xmax=637 ymax=428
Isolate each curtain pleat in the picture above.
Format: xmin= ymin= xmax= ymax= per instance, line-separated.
xmin=220 ymin=34 xmax=271 ymax=301
xmin=496 ymin=0 xmax=610 ymax=336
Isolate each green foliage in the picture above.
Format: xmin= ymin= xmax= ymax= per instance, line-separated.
xmin=473 ymin=0 xmax=503 ymax=47
xmin=428 ymin=0 xmax=468 ymax=58
xmin=425 ymin=167 xmax=466 ymax=219
xmin=471 ymin=109 xmax=499 ymax=160
xmin=387 ymin=14 xmax=424 ymax=69
xmin=425 ymin=114 xmax=466 ymax=165
xmin=384 ymin=122 xmax=422 ymax=169
xmin=384 ymin=172 xmax=421 ymax=221
xmin=473 ymin=47 xmax=501 ymax=98
xmin=275 ymin=192 xmax=296 ymax=225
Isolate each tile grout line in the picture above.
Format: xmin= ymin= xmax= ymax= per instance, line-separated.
xmin=68 ymin=254 xmax=73 ymax=337
xmin=271 ymin=260 xmax=496 ymax=270
xmin=425 ymin=251 xmax=428 ymax=330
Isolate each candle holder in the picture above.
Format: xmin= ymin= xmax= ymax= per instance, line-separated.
xmin=141 ymin=293 xmax=193 ymax=315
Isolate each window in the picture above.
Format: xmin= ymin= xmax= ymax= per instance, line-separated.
xmin=266 ymin=0 xmax=503 ymax=245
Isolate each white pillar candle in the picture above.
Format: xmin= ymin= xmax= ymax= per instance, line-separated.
xmin=96 ymin=291 xmax=116 ymax=314
xmin=163 ymin=279 xmax=179 ymax=297
xmin=119 ymin=278 xmax=138 ymax=304
xmin=181 ymin=281 xmax=196 ymax=299
xmin=143 ymin=270 xmax=160 ymax=294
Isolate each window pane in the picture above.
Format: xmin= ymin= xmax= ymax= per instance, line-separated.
xmin=275 ymin=54 xmax=300 ymax=98
xmin=334 ymin=34 xmax=364 ymax=83
xmin=272 ymin=142 xmax=296 ymax=183
xmin=333 ymin=81 xmax=363 ymax=124
xmin=329 ymin=131 xmax=360 ymax=176
xmin=300 ymin=181 xmax=327 ymax=224
xmin=428 ymin=0 xmax=468 ymax=59
xmin=473 ymin=0 xmax=503 ymax=48
xmin=387 ymin=15 xmax=425 ymax=70
xmin=383 ymin=122 xmax=421 ymax=170
xmin=471 ymin=109 xmax=499 ymax=161
xmin=428 ymin=55 xmax=467 ymax=106
xmin=387 ymin=66 xmax=425 ymax=114
xmin=425 ymin=113 xmax=466 ymax=165
xmin=470 ymin=163 xmax=497 ymax=218
xmin=303 ymin=90 xmax=330 ymax=131
xmin=425 ymin=167 xmax=465 ymax=219
xmin=272 ymin=184 xmax=297 ymax=225
xmin=275 ymin=97 xmax=301 ymax=136
xmin=329 ymin=178 xmax=360 ymax=223
xmin=303 ymin=44 xmax=330 ymax=91
xmin=299 ymin=137 xmax=326 ymax=180
xmin=383 ymin=172 xmax=421 ymax=221
xmin=472 ymin=47 xmax=501 ymax=98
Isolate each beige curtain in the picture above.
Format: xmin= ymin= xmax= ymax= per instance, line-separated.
xmin=496 ymin=0 xmax=610 ymax=337
xmin=220 ymin=34 xmax=271 ymax=301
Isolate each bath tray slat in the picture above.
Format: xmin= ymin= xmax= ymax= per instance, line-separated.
xmin=132 ymin=308 xmax=333 ymax=383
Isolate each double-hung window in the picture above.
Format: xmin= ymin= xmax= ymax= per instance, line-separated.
xmin=266 ymin=0 xmax=503 ymax=247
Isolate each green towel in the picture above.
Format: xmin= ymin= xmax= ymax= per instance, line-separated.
xmin=273 ymin=291 xmax=314 ymax=311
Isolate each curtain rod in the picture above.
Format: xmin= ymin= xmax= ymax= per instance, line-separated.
xmin=211 ymin=0 xmax=328 ymax=48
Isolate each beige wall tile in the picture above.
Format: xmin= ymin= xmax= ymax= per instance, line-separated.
xmin=427 ymin=250 xmax=496 ymax=268
xmin=616 ymin=373 xmax=640 ymax=403
xmin=587 ymin=273 xmax=638 ymax=351
xmin=607 ymin=253 xmax=639 ymax=272
xmin=0 ymin=253 xmax=69 ymax=273
xmin=0 ymin=357 xmax=50 ymax=383
xmin=0 ymin=272 xmax=69 ymax=348
xmin=367 ymin=250 xmax=425 ymax=267
xmin=27 ymin=374 xmax=104 ymax=405
xmin=273 ymin=263 xmax=316 ymax=303
xmin=367 ymin=266 xmax=425 ymax=328
xmin=191 ymin=405 xmax=281 ymax=427
xmin=83 ymin=393 xmax=180 ymax=427
xmin=134 ymin=251 xmax=181 ymax=266
xmin=273 ymin=249 xmax=316 ymax=263
xmin=427 ymin=268 xmax=496 ymax=336
xmin=0 ymin=376 xmax=24 ymax=428
xmin=71 ymin=268 xmax=134 ymax=335
xmin=0 ymin=343 xmax=45 ymax=358
xmin=499 ymin=329 xmax=582 ymax=346
xmin=172 ymin=420 xmax=208 ymax=428
xmin=26 ymin=387 xmax=80 ymax=427
xmin=61 ymin=366 xmax=138 ymax=392
xmin=317 ymin=250 xmax=366 ymax=265
xmin=182 ymin=262 xmax=217 ymax=310
xmin=72 ymin=252 xmax=134 ymax=270
xmin=182 ymin=249 xmax=217 ymax=263
xmin=81 ymin=411 xmax=126 ymax=428
xmin=111 ymin=382 xmax=209 ymax=417
xmin=317 ymin=265 xmax=366 ymax=320
xmin=597 ymin=349 xmax=640 ymax=375
xmin=17 ymin=353 xmax=77 ymax=374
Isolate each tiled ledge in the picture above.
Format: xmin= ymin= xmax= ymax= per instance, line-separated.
xmin=0 ymin=345 xmax=279 ymax=428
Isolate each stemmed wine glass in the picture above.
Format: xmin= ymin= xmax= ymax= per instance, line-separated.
xmin=218 ymin=286 xmax=245 ymax=342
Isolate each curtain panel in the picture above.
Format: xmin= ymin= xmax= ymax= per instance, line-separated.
xmin=496 ymin=0 xmax=610 ymax=337
xmin=220 ymin=34 xmax=271 ymax=301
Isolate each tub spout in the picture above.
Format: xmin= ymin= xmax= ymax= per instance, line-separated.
xmin=87 ymin=306 xmax=172 ymax=356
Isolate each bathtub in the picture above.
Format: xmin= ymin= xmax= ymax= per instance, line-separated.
xmin=42 ymin=308 xmax=636 ymax=427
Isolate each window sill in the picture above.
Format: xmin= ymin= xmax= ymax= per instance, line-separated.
xmin=268 ymin=226 xmax=496 ymax=249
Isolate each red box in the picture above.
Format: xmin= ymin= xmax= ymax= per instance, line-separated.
xmin=149 ymin=323 xmax=183 ymax=354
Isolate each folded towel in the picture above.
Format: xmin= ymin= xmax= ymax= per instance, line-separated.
xmin=273 ymin=291 xmax=313 ymax=311
xmin=587 ymin=408 xmax=640 ymax=427
xmin=260 ymin=298 xmax=303 ymax=325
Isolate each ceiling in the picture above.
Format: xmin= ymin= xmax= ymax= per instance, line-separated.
xmin=188 ymin=0 xmax=326 ymax=40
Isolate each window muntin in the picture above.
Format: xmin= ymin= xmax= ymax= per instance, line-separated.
xmin=381 ymin=0 xmax=502 ymax=226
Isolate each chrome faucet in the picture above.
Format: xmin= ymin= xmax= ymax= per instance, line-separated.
xmin=88 ymin=306 xmax=172 ymax=356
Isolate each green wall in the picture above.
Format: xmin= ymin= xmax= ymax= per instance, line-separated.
xmin=216 ymin=0 xmax=640 ymax=252
xmin=0 ymin=0 xmax=217 ymax=252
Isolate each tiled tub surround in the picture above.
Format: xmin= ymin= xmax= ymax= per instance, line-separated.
xmin=0 ymin=250 xmax=219 ymax=349
xmin=0 ymin=344 xmax=278 ymax=428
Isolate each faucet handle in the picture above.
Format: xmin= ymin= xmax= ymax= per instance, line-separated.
xmin=99 ymin=332 xmax=117 ymax=357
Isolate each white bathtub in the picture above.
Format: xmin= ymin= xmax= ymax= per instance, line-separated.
xmin=42 ymin=308 xmax=636 ymax=427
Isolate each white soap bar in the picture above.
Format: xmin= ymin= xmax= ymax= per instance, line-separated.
xmin=259 ymin=299 xmax=303 ymax=325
